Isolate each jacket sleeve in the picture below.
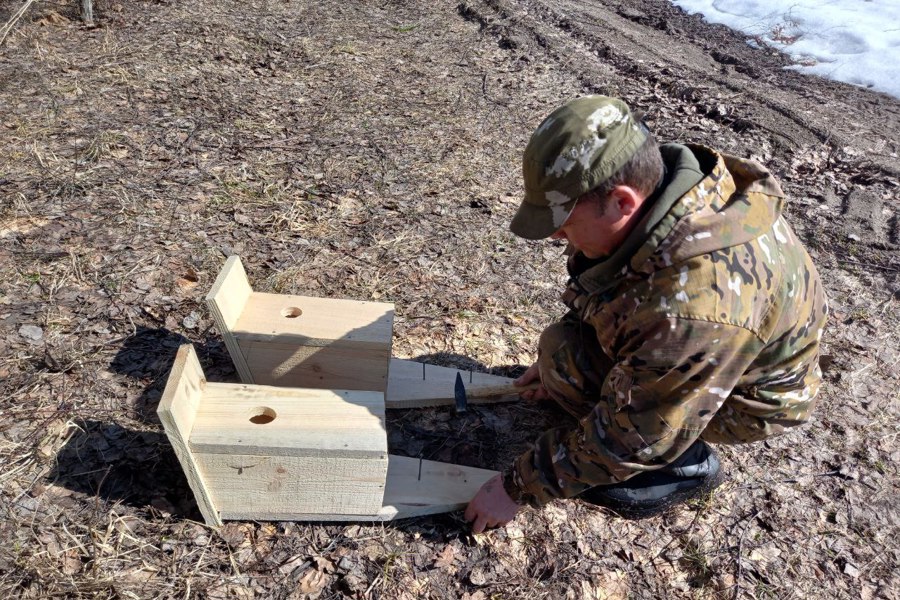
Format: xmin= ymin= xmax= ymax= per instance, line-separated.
xmin=506 ymin=316 xmax=763 ymax=507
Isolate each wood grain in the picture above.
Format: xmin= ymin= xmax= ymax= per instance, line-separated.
xmin=157 ymin=345 xmax=222 ymax=526
xmin=191 ymin=382 xmax=387 ymax=458
xmin=385 ymin=358 xmax=525 ymax=408
xmin=205 ymin=256 xmax=254 ymax=384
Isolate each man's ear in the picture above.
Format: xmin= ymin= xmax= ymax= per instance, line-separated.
xmin=610 ymin=185 xmax=643 ymax=217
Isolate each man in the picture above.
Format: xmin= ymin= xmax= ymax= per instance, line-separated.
xmin=464 ymin=96 xmax=828 ymax=534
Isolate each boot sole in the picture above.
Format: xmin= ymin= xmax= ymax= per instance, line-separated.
xmin=585 ymin=468 xmax=727 ymax=520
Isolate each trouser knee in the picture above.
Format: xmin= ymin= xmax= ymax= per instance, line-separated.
xmin=536 ymin=319 xmax=611 ymax=419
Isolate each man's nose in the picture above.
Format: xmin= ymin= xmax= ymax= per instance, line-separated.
xmin=550 ymin=229 xmax=566 ymax=241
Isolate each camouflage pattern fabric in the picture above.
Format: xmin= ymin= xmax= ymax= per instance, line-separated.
xmin=506 ymin=144 xmax=828 ymax=507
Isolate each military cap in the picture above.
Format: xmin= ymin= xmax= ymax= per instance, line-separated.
xmin=510 ymin=96 xmax=647 ymax=240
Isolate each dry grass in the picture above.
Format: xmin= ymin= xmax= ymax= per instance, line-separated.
xmin=0 ymin=0 xmax=898 ymax=598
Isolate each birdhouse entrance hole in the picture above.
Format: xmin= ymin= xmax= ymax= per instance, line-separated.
xmin=248 ymin=406 xmax=277 ymax=424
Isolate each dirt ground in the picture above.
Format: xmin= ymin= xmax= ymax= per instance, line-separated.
xmin=1 ymin=0 xmax=898 ymax=598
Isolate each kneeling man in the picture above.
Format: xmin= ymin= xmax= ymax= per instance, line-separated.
xmin=466 ymin=96 xmax=828 ymax=533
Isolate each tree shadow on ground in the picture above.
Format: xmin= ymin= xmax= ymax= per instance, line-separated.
xmin=109 ymin=325 xmax=236 ymax=423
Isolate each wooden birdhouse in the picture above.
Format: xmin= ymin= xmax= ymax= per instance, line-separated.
xmin=158 ymin=344 xmax=496 ymax=526
xmin=157 ymin=256 xmax=525 ymax=525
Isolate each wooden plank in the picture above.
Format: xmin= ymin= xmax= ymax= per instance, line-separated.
xmin=197 ymin=452 xmax=388 ymax=517
xmin=157 ymin=345 xmax=222 ymax=527
xmin=237 ymin=340 xmax=390 ymax=391
xmin=190 ymin=382 xmax=387 ymax=458
xmin=379 ymin=455 xmax=497 ymax=520
xmin=385 ymin=358 xmax=523 ymax=408
xmin=235 ymin=292 xmax=394 ymax=346
xmin=206 ymin=256 xmax=254 ymax=384
xmin=217 ymin=455 xmax=497 ymax=521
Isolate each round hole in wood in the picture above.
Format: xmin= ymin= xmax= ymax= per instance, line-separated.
xmin=281 ymin=306 xmax=302 ymax=318
xmin=248 ymin=406 xmax=277 ymax=425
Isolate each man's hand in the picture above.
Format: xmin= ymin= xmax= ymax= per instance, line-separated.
xmin=464 ymin=474 xmax=522 ymax=533
xmin=516 ymin=362 xmax=550 ymax=402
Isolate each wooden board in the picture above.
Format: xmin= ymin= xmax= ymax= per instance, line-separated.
xmin=385 ymin=358 xmax=522 ymax=409
xmin=206 ymin=257 xmax=395 ymax=391
xmin=191 ymin=382 xmax=387 ymax=458
xmin=218 ymin=455 xmax=497 ymax=522
xmin=238 ymin=340 xmax=390 ymax=391
xmin=157 ymin=345 xmax=222 ymax=526
xmin=198 ymin=452 xmax=388 ymax=517
xmin=159 ymin=345 xmax=500 ymax=524
xmin=235 ymin=292 xmax=394 ymax=346
xmin=378 ymin=455 xmax=497 ymax=520
xmin=205 ymin=256 xmax=254 ymax=384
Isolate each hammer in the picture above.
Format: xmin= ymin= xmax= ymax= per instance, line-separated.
xmin=453 ymin=372 xmax=541 ymax=413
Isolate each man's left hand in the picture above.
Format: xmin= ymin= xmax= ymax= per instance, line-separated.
xmin=464 ymin=474 xmax=522 ymax=533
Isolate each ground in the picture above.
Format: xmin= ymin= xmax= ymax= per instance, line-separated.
xmin=0 ymin=0 xmax=898 ymax=598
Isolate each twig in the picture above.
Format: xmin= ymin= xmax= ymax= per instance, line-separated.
xmin=0 ymin=0 xmax=37 ymax=47
xmin=363 ymin=573 xmax=382 ymax=597
xmin=838 ymin=259 xmax=900 ymax=273
xmin=733 ymin=509 xmax=761 ymax=600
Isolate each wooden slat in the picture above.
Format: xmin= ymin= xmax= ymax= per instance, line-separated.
xmin=385 ymin=358 xmax=523 ymax=408
xmin=217 ymin=455 xmax=497 ymax=521
xmin=379 ymin=455 xmax=497 ymax=519
xmin=231 ymin=291 xmax=394 ymax=391
xmin=197 ymin=452 xmax=388 ymax=517
xmin=237 ymin=340 xmax=390 ymax=391
xmin=235 ymin=292 xmax=394 ymax=346
xmin=157 ymin=345 xmax=222 ymax=527
xmin=190 ymin=382 xmax=387 ymax=458
xmin=206 ymin=256 xmax=254 ymax=384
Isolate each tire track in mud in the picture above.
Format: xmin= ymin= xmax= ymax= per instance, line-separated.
xmin=458 ymin=0 xmax=899 ymax=255
xmin=461 ymin=0 xmax=898 ymax=176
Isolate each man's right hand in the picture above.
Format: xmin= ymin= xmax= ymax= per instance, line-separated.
xmin=515 ymin=362 xmax=550 ymax=402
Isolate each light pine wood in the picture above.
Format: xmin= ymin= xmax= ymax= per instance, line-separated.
xmin=199 ymin=452 xmax=388 ymax=517
xmin=239 ymin=340 xmax=391 ymax=391
xmin=379 ymin=455 xmax=497 ymax=519
xmin=385 ymin=358 xmax=526 ymax=408
xmin=190 ymin=378 xmax=388 ymax=518
xmin=205 ymin=256 xmax=254 ymax=384
xmin=191 ymin=382 xmax=387 ymax=459
xmin=158 ymin=346 xmax=501 ymax=524
xmin=235 ymin=292 xmax=394 ymax=345
xmin=233 ymin=291 xmax=394 ymax=391
xmin=465 ymin=381 xmax=540 ymax=398
xmin=157 ymin=345 xmax=222 ymax=526
xmin=218 ymin=455 xmax=497 ymax=521
xmin=207 ymin=256 xmax=395 ymax=391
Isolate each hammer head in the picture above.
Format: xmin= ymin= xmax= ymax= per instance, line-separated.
xmin=454 ymin=372 xmax=467 ymax=414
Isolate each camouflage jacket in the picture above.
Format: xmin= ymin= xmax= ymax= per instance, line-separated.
xmin=509 ymin=144 xmax=828 ymax=507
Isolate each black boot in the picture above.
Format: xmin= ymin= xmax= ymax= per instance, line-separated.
xmin=578 ymin=440 xmax=724 ymax=519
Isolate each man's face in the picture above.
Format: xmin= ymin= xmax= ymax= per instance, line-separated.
xmin=550 ymin=194 xmax=629 ymax=259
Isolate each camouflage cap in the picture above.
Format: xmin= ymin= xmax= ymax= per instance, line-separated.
xmin=510 ymin=96 xmax=647 ymax=240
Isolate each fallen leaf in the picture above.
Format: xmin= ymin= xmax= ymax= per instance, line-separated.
xmin=37 ymin=11 xmax=70 ymax=26
xmin=433 ymin=544 xmax=456 ymax=570
xmin=62 ymin=551 xmax=82 ymax=575
xmin=468 ymin=566 xmax=488 ymax=586
xmin=182 ymin=311 xmax=200 ymax=329
xmin=176 ymin=267 xmax=199 ymax=290
xmin=296 ymin=567 xmax=327 ymax=594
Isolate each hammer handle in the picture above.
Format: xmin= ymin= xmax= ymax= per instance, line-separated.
xmin=466 ymin=381 xmax=541 ymax=399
